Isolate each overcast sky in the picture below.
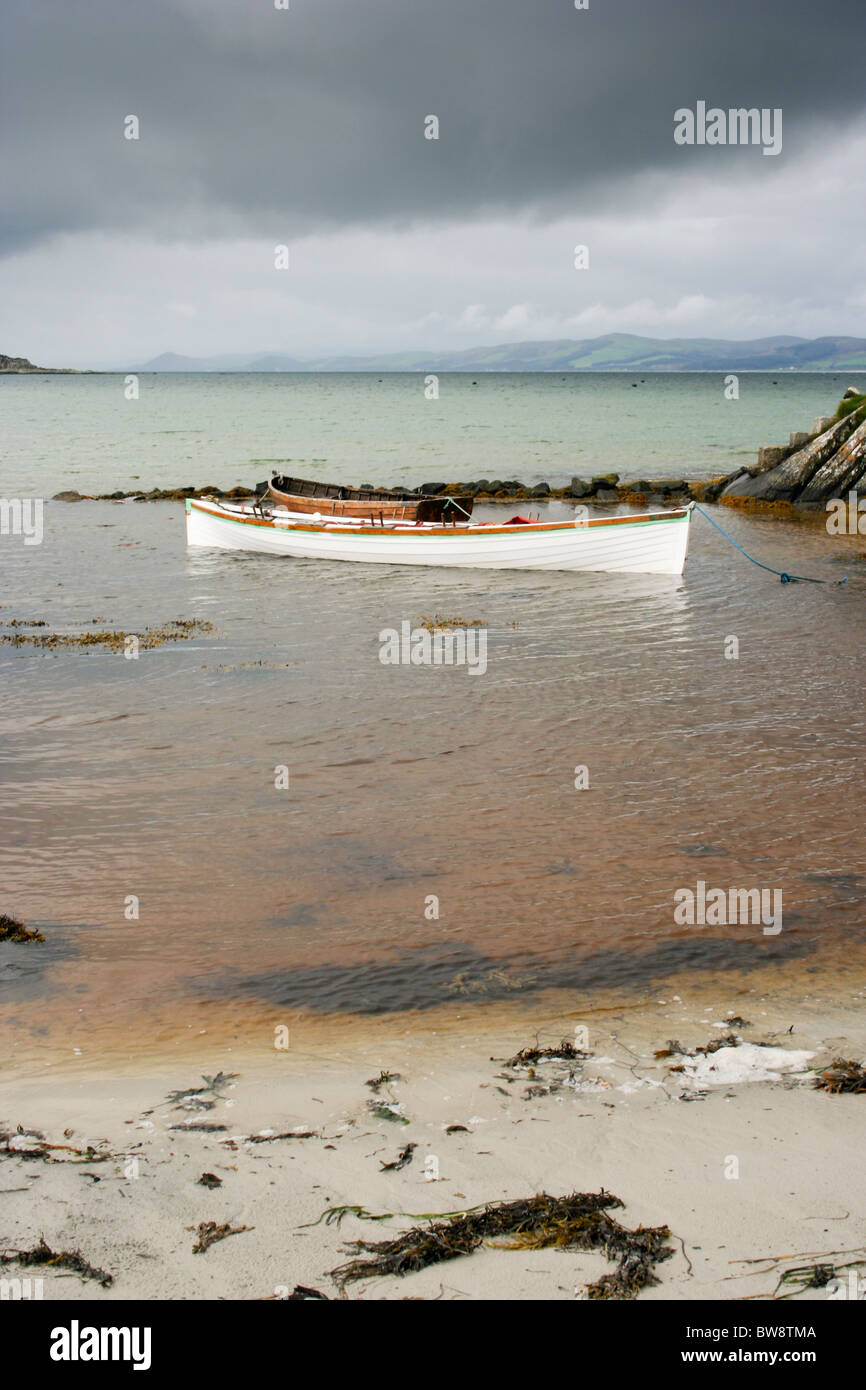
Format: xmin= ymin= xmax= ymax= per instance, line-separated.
xmin=2 ymin=0 xmax=864 ymax=365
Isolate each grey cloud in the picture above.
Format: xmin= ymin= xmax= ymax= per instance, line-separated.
xmin=2 ymin=0 xmax=865 ymax=254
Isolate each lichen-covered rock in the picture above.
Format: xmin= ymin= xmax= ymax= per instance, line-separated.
xmin=796 ymin=417 xmax=866 ymax=504
xmin=722 ymin=409 xmax=865 ymax=501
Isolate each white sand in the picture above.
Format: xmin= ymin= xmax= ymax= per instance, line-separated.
xmin=2 ymin=986 xmax=864 ymax=1302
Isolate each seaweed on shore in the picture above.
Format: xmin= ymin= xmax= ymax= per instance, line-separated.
xmin=0 ymin=1130 xmax=114 ymax=1165
xmin=166 ymin=1071 xmax=238 ymax=1107
xmin=380 ymin=1143 xmax=416 ymax=1172
xmin=365 ymin=1070 xmax=401 ymax=1092
xmin=239 ymin=1129 xmax=317 ymax=1144
xmin=166 ymin=1071 xmax=238 ymax=1118
xmin=694 ymin=1032 xmax=742 ymax=1055
xmin=812 ymin=1058 xmax=866 ymax=1094
xmin=285 ymin=1285 xmax=330 ymax=1300
xmin=0 ymin=913 xmax=44 ymax=943
xmin=660 ymin=1033 xmax=742 ymax=1067
xmin=365 ymin=1070 xmax=409 ymax=1123
xmin=774 ymin=1263 xmax=837 ymax=1297
xmin=189 ymin=1221 xmax=253 ymax=1254
xmin=502 ymin=1039 xmax=590 ymax=1068
xmin=197 ymin=1172 xmax=222 ymax=1189
xmin=1 ymin=1236 xmax=113 ymax=1287
xmin=305 ymin=1205 xmax=395 ymax=1228
xmin=367 ymin=1100 xmax=409 ymax=1124
xmin=329 ymin=1191 xmax=673 ymax=1298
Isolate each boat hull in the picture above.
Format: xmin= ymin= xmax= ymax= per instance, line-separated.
xmin=186 ymin=498 xmax=692 ymax=575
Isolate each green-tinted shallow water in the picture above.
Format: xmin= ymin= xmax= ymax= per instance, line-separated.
xmin=3 ymin=370 xmax=864 ymax=496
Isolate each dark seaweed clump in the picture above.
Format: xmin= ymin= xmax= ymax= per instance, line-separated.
xmin=0 ymin=618 xmax=214 ymax=652
xmin=380 ymin=1143 xmax=416 ymax=1172
xmin=503 ymin=1040 xmax=589 ymax=1068
xmin=813 ymin=1059 xmax=866 ymax=1094
xmin=365 ymin=1070 xmax=401 ymax=1092
xmin=1 ymin=1236 xmax=112 ymax=1287
xmin=330 ymin=1191 xmax=673 ymax=1299
xmin=0 ymin=914 xmax=44 ymax=944
xmin=656 ymin=1032 xmax=742 ymax=1064
xmin=188 ymin=1220 xmax=252 ymax=1254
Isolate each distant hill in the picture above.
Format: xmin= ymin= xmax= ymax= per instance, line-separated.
xmin=133 ymin=334 xmax=866 ymax=373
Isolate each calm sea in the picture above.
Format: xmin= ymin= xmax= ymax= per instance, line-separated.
xmin=4 ymin=369 xmax=865 ymax=495
xmin=2 ymin=372 xmax=865 ymax=1070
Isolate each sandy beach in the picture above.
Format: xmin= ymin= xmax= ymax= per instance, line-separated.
xmin=3 ymin=978 xmax=863 ymax=1303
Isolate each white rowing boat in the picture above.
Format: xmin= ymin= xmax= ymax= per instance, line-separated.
xmin=185 ymin=496 xmax=693 ymax=574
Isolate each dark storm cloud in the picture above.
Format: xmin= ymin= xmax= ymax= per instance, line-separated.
xmin=1 ymin=0 xmax=864 ymax=254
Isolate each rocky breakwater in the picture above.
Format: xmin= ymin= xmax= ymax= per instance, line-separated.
xmin=415 ymin=474 xmax=695 ymax=507
xmin=710 ymin=388 xmax=866 ymax=513
xmin=52 ymin=477 xmax=696 ymax=507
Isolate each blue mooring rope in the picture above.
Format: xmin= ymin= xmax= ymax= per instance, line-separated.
xmin=693 ymin=503 xmax=845 ymax=585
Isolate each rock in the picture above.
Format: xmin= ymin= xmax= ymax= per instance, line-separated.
xmin=755 ymin=446 xmax=789 ymax=473
xmin=648 ymin=479 xmax=687 ymax=494
xmin=568 ymin=477 xmax=593 ymax=497
xmin=420 ymin=481 xmax=447 ymax=495
xmin=591 ymin=473 xmax=620 ymax=489
xmin=797 ymin=416 xmax=866 ymax=504
xmin=595 ymin=488 xmax=619 ymax=502
xmin=530 ymin=482 xmax=551 ymax=497
xmin=722 ymin=409 xmax=864 ymax=502
xmin=700 ymin=470 xmax=747 ymax=503
xmin=254 ymin=480 xmax=268 ymax=496
xmin=486 ymin=480 xmax=505 ymax=494
xmin=620 ymin=479 xmax=651 ymax=493
xmin=842 ymin=385 xmax=862 ymax=400
xmin=51 ymin=489 xmax=85 ymax=501
xmin=473 ymin=479 xmax=490 ymax=494
xmin=789 ymin=431 xmax=811 ymax=449
xmin=812 ymin=416 xmax=835 ymax=435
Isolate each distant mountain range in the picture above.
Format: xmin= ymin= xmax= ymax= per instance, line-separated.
xmin=133 ymin=334 xmax=866 ymax=373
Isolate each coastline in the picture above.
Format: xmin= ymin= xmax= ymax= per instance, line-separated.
xmin=43 ymin=481 xmax=837 ymax=523
xmin=3 ymin=974 xmax=863 ymax=1302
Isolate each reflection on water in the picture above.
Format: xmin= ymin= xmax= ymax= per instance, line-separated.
xmin=1 ymin=497 xmax=865 ymax=1064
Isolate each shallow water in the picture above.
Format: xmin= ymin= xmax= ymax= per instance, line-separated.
xmin=2 ymin=456 xmax=866 ymax=1065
